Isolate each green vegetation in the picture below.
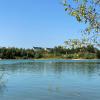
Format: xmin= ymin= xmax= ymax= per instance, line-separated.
xmin=96 ymin=50 xmax=100 ymax=58
xmin=0 ymin=45 xmax=99 ymax=59
xmin=63 ymin=0 xmax=100 ymax=35
xmin=63 ymin=0 xmax=100 ymax=46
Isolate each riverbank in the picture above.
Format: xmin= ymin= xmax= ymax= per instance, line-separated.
xmin=0 ymin=46 xmax=100 ymax=59
xmin=0 ymin=58 xmax=99 ymax=60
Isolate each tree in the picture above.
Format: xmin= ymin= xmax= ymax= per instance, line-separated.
xmin=96 ymin=50 xmax=100 ymax=58
xmin=53 ymin=46 xmax=66 ymax=55
xmin=64 ymin=39 xmax=82 ymax=49
xmin=62 ymin=0 xmax=100 ymax=46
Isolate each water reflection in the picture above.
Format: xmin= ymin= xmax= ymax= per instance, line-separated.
xmin=0 ymin=61 xmax=100 ymax=76
xmin=0 ymin=72 xmax=6 ymax=95
xmin=0 ymin=60 xmax=100 ymax=100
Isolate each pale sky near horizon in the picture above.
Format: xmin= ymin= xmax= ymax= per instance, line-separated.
xmin=0 ymin=0 xmax=85 ymax=48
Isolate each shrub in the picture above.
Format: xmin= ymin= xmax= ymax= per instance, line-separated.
xmin=82 ymin=53 xmax=96 ymax=59
xmin=34 ymin=53 xmax=43 ymax=59
xmin=73 ymin=54 xmax=79 ymax=59
xmin=64 ymin=54 xmax=73 ymax=59
xmin=96 ymin=50 xmax=100 ymax=59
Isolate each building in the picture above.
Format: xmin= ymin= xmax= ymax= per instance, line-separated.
xmin=33 ymin=47 xmax=44 ymax=52
xmin=44 ymin=48 xmax=53 ymax=52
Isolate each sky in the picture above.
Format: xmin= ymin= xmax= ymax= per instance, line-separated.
xmin=0 ymin=0 xmax=85 ymax=48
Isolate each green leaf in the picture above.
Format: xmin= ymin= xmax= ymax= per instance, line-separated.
xmin=65 ymin=8 xmax=68 ymax=11
xmin=71 ymin=11 xmax=78 ymax=16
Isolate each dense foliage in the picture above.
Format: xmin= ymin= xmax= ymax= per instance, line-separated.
xmin=96 ymin=50 xmax=100 ymax=58
xmin=63 ymin=0 xmax=100 ymax=33
xmin=0 ymin=45 xmax=99 ymax=59
xmin=0 ymin=47 xmax=35 ymax=59
xmin=63 ymin=0 xmax=100 ymax=45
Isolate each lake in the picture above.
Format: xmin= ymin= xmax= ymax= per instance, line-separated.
xmin=0 ymin=59 xmax=100 ymax=100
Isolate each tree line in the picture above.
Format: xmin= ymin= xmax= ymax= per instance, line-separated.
xmin=0 ymin=45 xmax=100 ymax=59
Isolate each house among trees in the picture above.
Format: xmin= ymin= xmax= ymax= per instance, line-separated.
xmin=44 ymin=48 xmax=53 ymax=52
xmin=33 ymin=47 xmax=44 ymax=51
xmin=33 ymin=47 xmax=53 ymax=52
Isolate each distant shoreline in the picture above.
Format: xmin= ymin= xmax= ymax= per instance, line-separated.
xmin=0 ymin=58 xmax=99 ymax=60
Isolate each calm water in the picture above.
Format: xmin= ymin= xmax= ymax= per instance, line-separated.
xmin=0 ymin=59 xmax=100 ymax=100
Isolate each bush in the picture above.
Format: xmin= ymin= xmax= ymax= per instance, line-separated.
xmin=64 ymin=54 xmax=73 ymax=59
xmin=81 ymin=53 xmax=96 ymax=59
xmin=34 ymin=53 xmax=43 ymax=59
xmin=73 ymin=54 xmax=79 ymax=59
xmin=63 ymin=53 xmax=96 ymax=59
xmin=96 ymin=50 xmax=100 ymax=58
xmin=22 ymin=56 xmax=28 ymax=59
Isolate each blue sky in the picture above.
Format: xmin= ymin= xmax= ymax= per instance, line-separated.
xmin=0 ymin=0 xmax=85 ymax=48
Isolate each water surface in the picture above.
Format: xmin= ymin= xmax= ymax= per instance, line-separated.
xmin=0 ymin=59 xmax=100 ymax=100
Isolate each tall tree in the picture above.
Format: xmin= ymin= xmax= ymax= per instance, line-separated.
xmin=62 ymin=0 xmax=100 ymax=46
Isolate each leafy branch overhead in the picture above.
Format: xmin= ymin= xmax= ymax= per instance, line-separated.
xmin=63 ymin=0 xmax=100 ymax=33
